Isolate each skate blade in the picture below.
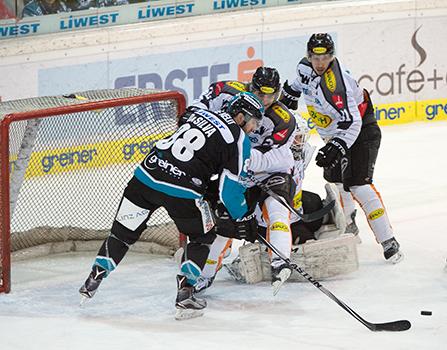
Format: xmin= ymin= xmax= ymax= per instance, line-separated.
xmin=79 ymin=295 xmax=91 ymax=307
xmin=386 ymin=251 xmax=404 ymax=264
xmin=175 ymin=308 xmax=204 ymax=321
xmin=272 ymin=269 xmax=292 ymax=296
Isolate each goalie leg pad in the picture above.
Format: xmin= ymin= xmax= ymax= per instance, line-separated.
xmin=289 ymin=234 xmax=359 ymax=281
xmin=325 ymin=183 xmax=346 ymax=234
xmin=237 ymin=242 xmax=264 ymax=284
xmin=226 ymin=236 xmax=359 ymax=284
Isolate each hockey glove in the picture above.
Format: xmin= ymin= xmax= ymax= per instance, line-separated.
xmin=315 ymin=137 xmax=348 ymax=168
xmin=279 ymin=80 xmax=301 ymax=110
xmin=214 ymin=204 xmax=258 ymax=243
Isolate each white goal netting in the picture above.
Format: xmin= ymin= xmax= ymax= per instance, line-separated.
xmin=0 ymin=88 xmax=185 ymax=292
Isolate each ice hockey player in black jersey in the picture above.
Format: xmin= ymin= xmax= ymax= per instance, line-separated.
xmin=188 ymin=67 xmax=299 ymax=295
xmin=79 ymin=92 xmax=265 ymax=320
xmin=280 ymin=33 xmax=403 ymax=263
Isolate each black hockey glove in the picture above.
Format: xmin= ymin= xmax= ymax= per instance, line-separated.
xmin=279 ymin=80 xmax=301 ymax=110
xmin=315 ymin=137 xmax=348 ymax=168
xmin=214 ymin=204 xmax=258 ymax=243
xmin=177 ymin=106 xmax=199 ymax=127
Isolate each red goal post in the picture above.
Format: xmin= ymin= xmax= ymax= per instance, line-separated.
xmin=0 ymin=88 xmax=186 ymax=293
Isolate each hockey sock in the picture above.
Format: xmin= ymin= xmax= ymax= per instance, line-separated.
xmin=350 ymin=184 xmax=394 ymax=243
xmin=335 ymin=183 xmax=356 ymax=224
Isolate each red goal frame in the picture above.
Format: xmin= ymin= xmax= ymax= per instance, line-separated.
xmin=0 ymin=91 xmax=186 ymax=293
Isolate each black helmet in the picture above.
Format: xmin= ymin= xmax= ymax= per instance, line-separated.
xmin=251 ymin=66 xmax=280 ymax=94
xmin=307 ymin=33 xmax=335 ymax=56
xmin=226 ymin=92 xmax=264 ymax=126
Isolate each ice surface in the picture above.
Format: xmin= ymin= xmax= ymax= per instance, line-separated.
xmin=1 ymin=122 xmax=446 ymax=350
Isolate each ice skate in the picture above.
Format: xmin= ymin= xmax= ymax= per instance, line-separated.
xmin=175 ymin=275 xmax=207 ymax=320
xmin=79 ymin=265 xmax=106 ymax=305
xmin=271 ymin=260 xmax=292 ymax=296
xmin=345 ymin=210 xmax=359 ymax=235
xmin=193 ymin=275 xmax=215 ymax=295
xmin=345 ymin=210 xmax=361 ymax=243
xmin=382 ymin=237 xmax=404 ymax=264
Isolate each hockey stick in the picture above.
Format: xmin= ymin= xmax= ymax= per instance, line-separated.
xmin=257 ymin=234 xmax=411 ymax=332
xmin=247 ymin=174 xmax=335 ymax=222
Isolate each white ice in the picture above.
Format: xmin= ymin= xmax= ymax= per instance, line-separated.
xmin=1 ymin=122 xmax=446 ymax=350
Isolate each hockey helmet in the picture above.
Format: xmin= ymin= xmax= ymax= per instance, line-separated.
xmin=307 ymin=33 xmax=335 ymax=56
xmin=227 ymin=92 xmax=264 ymax=127
xmin=251 ymin=66 xmax=281 ymax=95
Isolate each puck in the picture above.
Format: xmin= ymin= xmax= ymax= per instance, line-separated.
xmin=421 ymin=311 xmax=432 ymax=316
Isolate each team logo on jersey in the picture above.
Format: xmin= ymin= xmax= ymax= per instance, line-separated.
xmin=368 ymin=208 xmax=385 ymax=221
xmin=270 ymin=222 xmax=289 ymax=232
xmin=272 ymin=105 xmax=290 ymax=122
xmin=226 ymin=81 xmax=247 ymax=92
xmin=332 ymin=94 xmax=344 ymax=109
xmin=273 ymin=129 xmax=288 ymax=141
xmin=324 ymin=68 xmax=337 ymax=92
xmin=307 ymin=106 xmax=333 ymax=128
xmin=299 ymin=72 xmax=310 ymax=85
xmin=293 ymin=190 xmax=302 ymax=209
xmin=144 ymin=153 xmax=186 ymax=178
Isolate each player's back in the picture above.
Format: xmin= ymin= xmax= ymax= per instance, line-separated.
xmin=134 ymin=108 xmax=246 ymax=200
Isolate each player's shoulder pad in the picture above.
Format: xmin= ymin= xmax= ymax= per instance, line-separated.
xmin=222 ymin=81 xmax=249 ymax=95
xmin=319 ymin=58 xmax=348 ymax=104
xmin=265 ymin=101 xmax=297 ymax=129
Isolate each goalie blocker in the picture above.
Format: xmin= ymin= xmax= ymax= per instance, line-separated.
xmin=225 ymin=183 xmax=359 ymax=283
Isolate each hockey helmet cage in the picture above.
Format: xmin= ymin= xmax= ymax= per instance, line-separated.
xmin=227 ymin=92 xmax=264 ymax=126
xmin=307 ymin=33 xmax=335 ymax=56
xmin=291 ymin=113 xmax=310 ymax=160
xmin=251 ymin=66 xmax=281 ymax=95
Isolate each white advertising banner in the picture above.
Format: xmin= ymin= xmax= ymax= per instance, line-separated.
xmin=1 ymin=0 xmax=446 ymax=125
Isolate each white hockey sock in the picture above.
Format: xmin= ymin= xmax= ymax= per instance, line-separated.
xmin=335 ymin=183 xmax=356 ymax=224
xmin=263 ymin=197 xmax=292 ymax=263
xmin=350 ymin=184 xmax=394 ymax=243
xmin=201 ymin=234 xmax=232 ymax=279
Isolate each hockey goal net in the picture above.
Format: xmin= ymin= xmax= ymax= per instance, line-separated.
xmin=0 ymin=88 xmax=186 ymax=293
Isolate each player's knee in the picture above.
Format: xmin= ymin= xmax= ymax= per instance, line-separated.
xmin=350 ymin=184 xmax=378 ymax=202
xmin=111 ymin=220 xmax=145 ymax=245
xmin=189 ymin=230 xmax=217 ymax=245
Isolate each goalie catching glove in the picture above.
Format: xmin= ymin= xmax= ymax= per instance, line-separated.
xmin=315 ymin=137 xmax=348 ymax=168
xmin=214 ymin=203 xmax=258 ymax=243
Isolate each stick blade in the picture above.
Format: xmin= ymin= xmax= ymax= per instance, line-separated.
xmin=371 ymin=320 xmax=411 ymax=332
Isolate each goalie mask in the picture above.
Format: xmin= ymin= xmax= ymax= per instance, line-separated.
xmin=291 ymin=113 xmax=310 ymax=161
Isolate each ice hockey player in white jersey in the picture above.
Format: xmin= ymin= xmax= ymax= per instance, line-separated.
xmin=224 ymin=117 xmax=358 ymax=285
xmin=280 ymin=33 xmax=403 ymax=263
xmin=185 ymin=67 xmax=298 ymax=295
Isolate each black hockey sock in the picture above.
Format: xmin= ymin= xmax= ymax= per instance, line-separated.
xmin=97 ymin=234 xmax=130 ymax=267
